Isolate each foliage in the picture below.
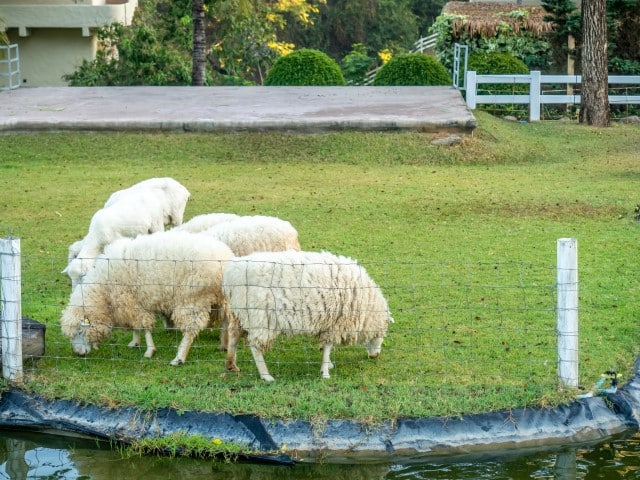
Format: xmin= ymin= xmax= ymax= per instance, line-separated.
xmin=63 ymin=21 xmax=192 ymax=86
xmin=264 ymin=48 xmax=345 ymax=85
xmin=541 ymin=0 xmax=581 ymax=72
xmin=0 ymin=14 xmax=8 ymax=45
xmin=340 ymin=43 xmax=375 ymax=84
xmin=411 ymin=0 xmax=448 ymax=36
xmin=467 ymin=51 xmax=530 ymax=76
xmin=129 ymin=433 xmax=247 ymax=460
xmin=609 ymin=57 xmax=640 ymax=75
xmin=607 ymin=0 xmax=640 ymax=63
xmin=467 ymin=52 xmax=530 ymax=118
xmin=430 ymin=13 xmax=553 ymax=73
xmin=279 ymin=0 xmax=418 ymax=62
xmin=373 ymin=52 xmax=450 ymax=86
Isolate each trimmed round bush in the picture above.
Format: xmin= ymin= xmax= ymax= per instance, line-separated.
xmin=265 ymin=49 xmax=346 ymax=86
xmin=466 ymin=52 xmax=529 ymax=76
xmin=466 ymin=52 xmax=530 ymax=119
xmin=373 ymin=53 xmax=451 ymax=86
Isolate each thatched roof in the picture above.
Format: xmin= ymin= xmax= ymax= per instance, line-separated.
xmin=441 ymin=2 xmax=554 ymax=37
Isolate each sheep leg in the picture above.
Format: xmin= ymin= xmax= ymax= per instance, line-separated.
xmin=321 ymin=344 xmax=334 ymax=379
xmin=170 ymin=331 xmax=197 ymax=366
xmin=128 ymin=330 xmax=141 ymax=348
xmin=225 ymin=327 xmax=241 ymax=373
xmin=249 ymin=345 xmax=274 ymax=382
xmin=218 ymin=318 xmax=228 ymax=352
xmin=143 ymin=329 xmax=156 ymax=358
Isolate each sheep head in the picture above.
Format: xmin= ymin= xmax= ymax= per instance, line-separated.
xmin=60 ymin=305 xmax=112 ymax=356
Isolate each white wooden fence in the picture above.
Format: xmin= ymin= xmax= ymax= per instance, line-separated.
xmin=465 ymin=70 xmax=640 ymax=121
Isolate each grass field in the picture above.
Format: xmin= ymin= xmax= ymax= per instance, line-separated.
xmin=0 ymin=112 xmax=639 ymax=422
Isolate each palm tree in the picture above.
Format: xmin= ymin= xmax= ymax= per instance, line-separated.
xmin=192 ymin=0 xmax=207 ymax=86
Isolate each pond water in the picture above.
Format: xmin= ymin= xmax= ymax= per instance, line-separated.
xmin=1 ymin=428 xmax=640 ymax=479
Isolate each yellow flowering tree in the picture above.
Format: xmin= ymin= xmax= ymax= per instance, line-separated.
xmin=208 ymin=0 xmax=324 ymax=84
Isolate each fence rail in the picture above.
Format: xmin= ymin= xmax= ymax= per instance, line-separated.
xmin=465 ymin=70 xmax=640 ymax=121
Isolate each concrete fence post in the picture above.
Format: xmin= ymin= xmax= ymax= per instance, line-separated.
xmin=557 ymin=238 xmax=578 ymax=389
xmin=0 ymin=237 xmax=24 ymax=383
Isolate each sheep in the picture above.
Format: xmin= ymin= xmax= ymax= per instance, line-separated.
xmin=222 ymin=250 xmax=394 ymax=381
xmin=104 ymin=177 xmax=191 ymax=227
xmin=60 ymin=230 xmax=234 ymax=366
xmin=199 ymin=215 xmax=301 ymax=256
xmin=63 ymin=177 xmax=190 ymax=287
xmin=172 ymin=213 xmax=240 ymax=234
xmin=197 ymin=214 xmax=302 ymax=349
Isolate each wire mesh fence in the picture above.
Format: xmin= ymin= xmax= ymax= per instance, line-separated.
xmin=2 ymin=237 xmax=567 ymax=417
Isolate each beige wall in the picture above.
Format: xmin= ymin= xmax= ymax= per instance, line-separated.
xmin=6 ymin=28 xmax=96 ymax=86
xmin=0 ymin=0 xmax=137 ymax=87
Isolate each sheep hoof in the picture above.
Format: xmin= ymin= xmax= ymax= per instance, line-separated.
xmin=169 ymin=358 xmax=184 ymax=366
xmin=127 ymin=340 xmax=140 ymax=348
xmin=144 ymin=348 xmax=156 ymax=358
xmin=261 ymin=374 xmax=275 ymax=382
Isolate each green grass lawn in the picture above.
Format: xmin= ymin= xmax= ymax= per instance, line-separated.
xmin=1 ymin=112 xmax=639 ymax=422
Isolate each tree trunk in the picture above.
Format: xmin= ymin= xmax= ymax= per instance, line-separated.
xmin=579 ymin=0 xmax=609 ymax=126
xmin=192 ymin=0 xmax=207 ymax=86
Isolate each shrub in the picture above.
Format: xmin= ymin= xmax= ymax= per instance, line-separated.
xmin=467 ymin=52 xmax=531 ymax=119
xmin=264 ymin=49 xmax=346 ymax=86
xmin=372 ymin=53 xmax=451 ymax=86
xmin=341 ymin=44 xmax=375 ymax=84
xmin=467 ymin=52 xmax=529 ymax=76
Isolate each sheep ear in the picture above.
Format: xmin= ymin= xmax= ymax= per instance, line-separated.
xmin=61 ymin=266 xmax=69 ymax=274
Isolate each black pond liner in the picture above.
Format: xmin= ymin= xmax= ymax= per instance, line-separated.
xmin=2 ymin=358 xmax=640 ymax=464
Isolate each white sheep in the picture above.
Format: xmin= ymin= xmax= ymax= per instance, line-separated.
xmin=200 ymin=215 xmax=301 ymax=256
xmin=198 ymin=214 xmax=301 ymax=349
xmin=104 ymin=177 xmax=191 ymax=227
xmin=60 ymin=230 xmax=234 ymax=366
xmin=172 ymin=213 xmax=240 ymax=233
xmin=222 ymin=250 xmax=394 ymax=381
xmin=63 ymin=178 xmax=190 ymax=287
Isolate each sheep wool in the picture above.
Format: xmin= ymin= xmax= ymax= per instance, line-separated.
xmin=172 ymin=213 xmax=240 ymax=234
xmin=63 ymin=177 xmax=190 ymax=286
xmin=60 ymin=230 xmax=234 ymax=365
xmin=104 ymin=177 xmax=190 ymax=227
xmin=222 ymin=250 xmax=393 ymax=381
xmin=201 ymin=215 xmax=301 ymax=256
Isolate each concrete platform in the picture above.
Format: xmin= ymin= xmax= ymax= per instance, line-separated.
xmin=0 ymin=86 xmax=476 ymax=134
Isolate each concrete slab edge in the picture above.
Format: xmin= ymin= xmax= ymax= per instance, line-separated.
xmin=0 ymin=119 xmax=477 ymax=134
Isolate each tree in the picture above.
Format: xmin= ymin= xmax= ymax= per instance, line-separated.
xmin=580 ymin=0 xmax=609 ymax=126
xmin=192 ymin=0 xmax=207 ymax=85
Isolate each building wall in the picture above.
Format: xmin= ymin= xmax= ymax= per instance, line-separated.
xmin=6 ymin=28 xmax=96 ymax=86
xmin=0 ymin=0 xmax=137 ymax=87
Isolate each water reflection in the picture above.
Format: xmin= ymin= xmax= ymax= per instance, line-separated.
xmin=1 ymin=429 xmax=640 ymax=479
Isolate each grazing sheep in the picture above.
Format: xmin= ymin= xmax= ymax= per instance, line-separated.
xmin=222 ymin=250 xmax=394 ymax=381
xmin=172 ymin=213 xmax=240 ymax=233
xmin=60 ymin=231 xmax=234 ymax=366
xmin=63 ymin=178 xmax=190 ymax=287
xmin=104 ymin=177 xmax=191 ymax=227
xmin=200 ymin=215 xmax=301 ymax=256
xmin=198 ymin=214 xmax=302 ymax=349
